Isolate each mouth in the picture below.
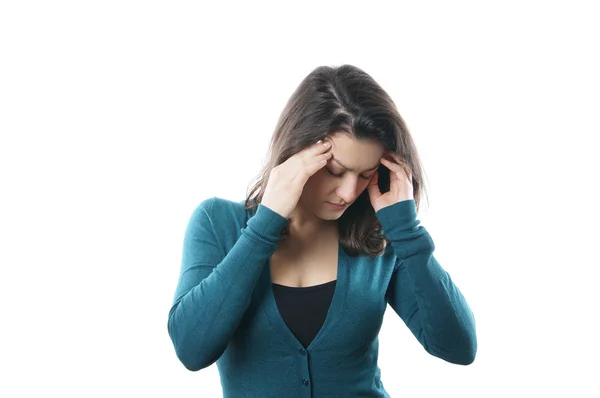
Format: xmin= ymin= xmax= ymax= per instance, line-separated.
xmin=327 ymin=202 xmax=347 ymax=210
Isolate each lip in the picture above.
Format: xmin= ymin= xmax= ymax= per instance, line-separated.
xmin=327 ymin=202 xmax=347 ymax=210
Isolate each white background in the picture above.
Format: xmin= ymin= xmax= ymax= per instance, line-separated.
xmin=1 ymin=1 xmax=599 ymax=397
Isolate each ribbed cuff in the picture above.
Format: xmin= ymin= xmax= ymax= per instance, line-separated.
xmin=243 ymin=203 xmax=290 ymax=245
xmin=375 ymin=199 xmax=434 ymax=258
xmin=375 ymin=199 xmax=418 ymax=234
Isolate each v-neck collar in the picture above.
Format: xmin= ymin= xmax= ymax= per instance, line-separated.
xmin=261 ymin=242 xmax=349 ymax=352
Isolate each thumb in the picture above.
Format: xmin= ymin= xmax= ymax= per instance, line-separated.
xmin=366 ymin=169 xmax=381 ymax=201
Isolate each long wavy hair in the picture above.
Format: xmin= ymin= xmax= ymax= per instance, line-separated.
xmin=244 ymin=65 xmax=429 ymax=257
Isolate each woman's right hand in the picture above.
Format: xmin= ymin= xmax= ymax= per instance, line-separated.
xmin=261 ymin=140 xmax=332 ymax=219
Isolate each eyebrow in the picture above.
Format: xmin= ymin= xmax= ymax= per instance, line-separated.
xmin=332 ymin=157 xmax=379 ymax=172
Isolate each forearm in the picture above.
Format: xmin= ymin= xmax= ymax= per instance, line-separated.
xmin=377 ymin=200 xmax=477 ymax=364
xmin=168 ymin=203 xmax=288 ymax=370
xmin=402 ymin=251 xmax=477 ymax=364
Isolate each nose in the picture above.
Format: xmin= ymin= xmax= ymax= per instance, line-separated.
xmin=336 ymin=177 xmax=363 ymax=205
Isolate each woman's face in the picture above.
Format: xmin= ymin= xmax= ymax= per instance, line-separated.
xmin=299 ymin=132 xmax=385 ymax=220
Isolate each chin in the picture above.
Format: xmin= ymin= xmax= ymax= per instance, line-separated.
xmin=310 ymin=206 xmax=337 ymax=221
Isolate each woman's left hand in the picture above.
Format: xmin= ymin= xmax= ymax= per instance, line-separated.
xmin=367 ymin=151 xmax=414 ymax=213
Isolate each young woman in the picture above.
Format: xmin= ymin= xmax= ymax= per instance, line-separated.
xmin=167 ymin=65 xmax=477 ymax=397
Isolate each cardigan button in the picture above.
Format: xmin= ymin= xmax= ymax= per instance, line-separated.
xmin=302 ymin=379 xmax=309 ymax=386
xmin=298 ymin=348 xmax=307 ymax=356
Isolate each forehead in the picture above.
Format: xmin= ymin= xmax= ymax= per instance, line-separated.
xmin=326 ymin=133 xmax=384 ymax=169
xmin=327 ymin=132 xmax=382 ymax=150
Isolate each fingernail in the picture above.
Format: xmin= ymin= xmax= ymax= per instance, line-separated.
xmin=316 ymin=140 xmax=322 ymax=144
xmin=323 ymin=141 xmax=331 ymax=147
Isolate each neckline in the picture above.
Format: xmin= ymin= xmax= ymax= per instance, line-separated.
xmin=262 ymin=242 xmax=349 ymax=352
xmin=272 ymin=279 xmax=337 ymax=291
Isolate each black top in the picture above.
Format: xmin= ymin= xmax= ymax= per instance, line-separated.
xmin=272 ymin=280 xmax=337 ymax=348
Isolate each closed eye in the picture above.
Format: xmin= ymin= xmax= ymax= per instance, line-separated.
xmin=326 ymin=168 xmax=373 ymax=180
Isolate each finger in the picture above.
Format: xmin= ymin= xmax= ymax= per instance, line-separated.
xmin=389 ymin=153 xmax=412 ymax=177
xmin=397 ymin=159 xmax=412 ymax=181
xmin=369 ymin=168 xmax=379 ymax=187
xmin=312 ymin=140 xmax=332 ymax=154
xmin=289 ymin=141 xmax=330 ymax=171
xmin=299 ymin=141 xmax=331 ymax=164
xmin=294 ymin=155 xmax=329 ymax=184
xmin=405 ymin=165 xmax=413 ymax=182
xmin=380 ymin=157 xmax=402 ymax=171
xmin=388 ymin=152 xmax=402 ymax=161
xmin=380 ymin=158 xmax=412 ymax=183
xmin=366 ymin=169 xmax=381 ymax=197
xmin=387 ymin=152 xmax=406 ymax=167
xmin=388 ymin=153 xmax=410 ymax=170
xmin=381 ymin=156 xmax=410 ymax=176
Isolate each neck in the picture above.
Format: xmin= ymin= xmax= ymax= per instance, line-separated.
xmin=283 ymin=205 xmax=338 ymax=251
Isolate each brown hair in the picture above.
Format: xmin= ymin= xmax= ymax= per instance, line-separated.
xmin=244 ymin=65 xmax=428 ymax=257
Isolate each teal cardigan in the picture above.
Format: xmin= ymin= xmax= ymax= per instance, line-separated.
xmin=168 ymin=197 xmax=477 ymax=397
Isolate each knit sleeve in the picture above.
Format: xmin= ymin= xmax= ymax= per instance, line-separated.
xmin=167 ymin=197 xmax=289 ymax=371
xmin=377 ymin=199 xmax=477 ymax=365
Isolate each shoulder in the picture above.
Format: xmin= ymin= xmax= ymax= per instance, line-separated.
xmin=188 ymin=196 xmax=252 ymax=242
xmin=192 ymin=196 xmax=249 ymax=222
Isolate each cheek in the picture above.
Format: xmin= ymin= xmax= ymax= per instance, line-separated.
xmin=303 ymin=173 xmax=327 ymax=194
